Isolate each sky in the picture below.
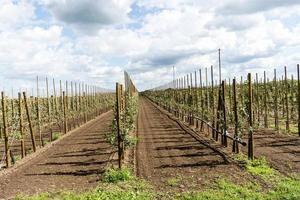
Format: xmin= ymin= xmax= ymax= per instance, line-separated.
xmin=0 ymin=0 xmax=300 ymax=92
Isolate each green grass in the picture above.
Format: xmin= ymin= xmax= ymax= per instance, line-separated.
xmin=43 ymin=138 xmax=49 ymax=145
xmin=166 ymin=176 xmax=182 ymax=187
xmin=268 ymin=121 xmax=298 ymax=134
xmin=13 ymin=154 xmax=300 ymax=200
xmin=14 ymin=174 xmax=300 ymax=200
xmin=52 ymin=132 xmax=60 ymax=141
xmin=176 ymin=177 xmax=300 ymax=200
xmin=267 ymin=177 xmax=300 ymax=200
xmin=102 ymin=167 xmax=133 ymax=183
xmin=234 ymin=154 xmax=275 ymax=178
xmin=177 ymin=179 xmax=263 ymax=200
xmin=245 ymin=157 xmax=275 ymax=177
xmin=15 ymin=179 xmax=153 ymax=200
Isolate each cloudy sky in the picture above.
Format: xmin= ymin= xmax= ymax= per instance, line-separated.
xmin=0 ymin=0 xmax=300 ymax=92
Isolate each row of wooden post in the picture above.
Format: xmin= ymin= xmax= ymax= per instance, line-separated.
xmin=1 ymin=84 xmax=113 ymax=168
xmin=1 ymin=92 xmax=37 ymax=168
xmin=115 ymin=72 xmax=138 ymax=169
xmin=162 ymin=65 xmax=300 ymax=136
xmin=148 ymin=64 xmax=300 ymax=159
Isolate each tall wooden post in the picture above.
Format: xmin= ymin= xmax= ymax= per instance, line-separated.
xmin=263 ymin=71 xmax=268 ymax=128
xmin=36 ymin=76 xmax=43 ymax=146
xmin=228 ymin=78 xmax=232 ymax=124
xmin=284 ymin=66 xmax=290 ymax=132
xmin=297 ymin=64 xmax=300 ymax=137
xmin=199 ymin=69 xmax=203 ymax=120
xmin=63 ymin=91 xmax=67 ymax=134
xmin=46 ymin=78 xmax=52 ymax=141
xmin=116 ymin=83 xmax=122 ymax=169
xmin=274 ymin=69 xmax=279 ymax=131
xmin=256 ymin=73 xmax=260 ymax=125
xmin=2 ymin=92 xmax=11 ymax=167
xmin=23 ymin=92 xmax=36 ymax=152
xmin=222 ymin=81 xmax=227 ymax=147
xmin=211 ymin=66 xmax=215 ymax=138
xmin=205 ymin=67 xmax=209 ymax=112
xmin=248 ymin=73 xmax=254 ymax=160
xmin=232 ymin=78 xmax=239 ymax=153
xmin=18 ymin=92 xmax=25 ymax=158
xmin=53 ymin=79 xmax=58 ymax=114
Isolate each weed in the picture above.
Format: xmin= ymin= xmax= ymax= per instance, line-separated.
xmin=102 ymin=167 xmax=133 ymax=183
xmin=15 ymin=179 xmax=153 ymax=200
xmin=177 ymin=179 xmax=263 ymax=200
xmin=234 ymin=154 xmax=275 ymax=178
xmin=166 ymin=176 xmax=182 ymax=187
xmin=52 ymin=132 xmax=60 ymax=141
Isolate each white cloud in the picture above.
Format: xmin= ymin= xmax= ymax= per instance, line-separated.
xmin=0 ymin=0 xmax=35 ymax=30
xmin=0 ymin=0 xmax=299 ymax=91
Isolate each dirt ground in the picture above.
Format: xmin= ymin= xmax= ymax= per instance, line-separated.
xmin=0 ymin=96 xmax=298 ymax=199
xmin=247 ymin=130 xmax=300 ymax=174
xmin=136 ymin=97 xmax=253 ymax=192
xmin=0 ymin=109 xmax=109 ymax=163
xmin=141 ymin=97 xmax=300 ymax=178
xmin=0 ymin=111 xmax=115 ymax=199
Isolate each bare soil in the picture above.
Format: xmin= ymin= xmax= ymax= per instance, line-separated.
xmin=0 ymin=111 xmax=115 ymax=199
xmin=245 ymin=130 xmax=300 ymax=175
xmin=136 ymin=97 xmax=253 ymax=192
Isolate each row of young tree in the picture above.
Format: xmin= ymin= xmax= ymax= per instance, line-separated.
xmin=107 ymin=71 xmax=138 ymax=169
xmin=144 ymin=65 xmax=300 ymax=159
xmin=0 ymin=77 xmax=114 ymax=168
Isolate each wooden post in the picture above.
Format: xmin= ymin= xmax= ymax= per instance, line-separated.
xmin=199 ymin=69 xmax=203 ymax=121
xmin=63 ymin=91 xmax=67 ymax=134
xmin=297 ymin=64 xmax=300 ymax=137
xmin=248 ymin=73 xmax=254 ymax=160
xmin=194 ymin=71 xmax=199 ymax=128
xmin=256 ymin=73 xmax=260 ymax=126
xmin=66 ymin=81 xmax=69 ymax=110
xmin=2 ymin=92 xmax=11 ymax=167
xmin=18 ymin=92 xmax=25 ymax=158
xmin=274 ymin=69 xmax=279 ymax=131
xmin=71 ymin=81 xmax=74 ymax=111
xmin=284 ymin=66 xmax=290 ymax=132
xmin=11 ymin=90 xmax=14 ymax=128
xmin=60 ymin=80 xmax=63 ymax=113
xmin=291 ymin=75 xmax=294 ymax=120
xmin=75 ymin=82 xmax=78 ymax=112
xmin=116 ymin=83 xmax=122 ymax=169
xmin=211 ymin=65 xmax=215 ymax=138
xmin=120 ymin=84 xmax=125 ymax=160
xmin=46 ymin=78 xmax=52 ymax=141
xmin=232 ymin=78 xmax=239 ymax=153
xmin=36 ymin=76 xmax=43 ymax=146
xmin=222 ymin=81 xmax=227 ymax=147
xmin=240 ymin=76 xmax=244 ymax=111
xmin=263 ymin=71 xmax=268 ymax=128
xmin=228 ymin=78 xmax=232 ymax=124
xmin=85 ymin=84 xmax=88 ymax=122
xmin=205 ymin=67 xmax=209 ymax=115
xmin=53 ymin=78 xmax=58 ymax=114
xmin=216 ymin=88 xmax=221 ymax=142
xmin=23 ymin=92 xmax=36 ymax=152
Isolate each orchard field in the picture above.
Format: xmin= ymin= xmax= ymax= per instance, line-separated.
xmin=0 ymin=68 xmax=299 ymax=200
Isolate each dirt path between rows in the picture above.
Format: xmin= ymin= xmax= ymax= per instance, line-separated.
xmin=246 ymin=131 xmax=300 ymax=174
xmin=0 ymin=111 xmax=115 ymax=199
xmin=136 ymin=97 xmax=252 ymax=192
